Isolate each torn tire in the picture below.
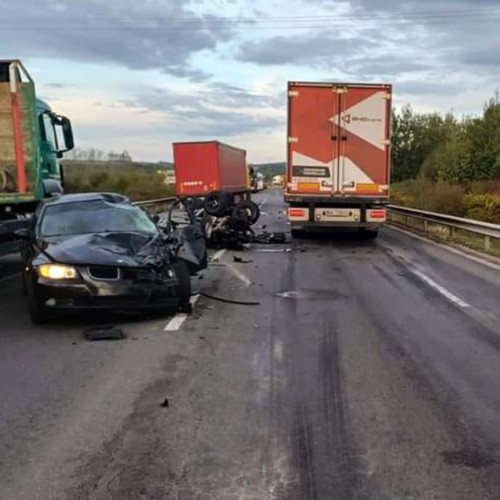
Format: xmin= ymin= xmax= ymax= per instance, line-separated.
xmin=204 ymin=191 xmax=229 ymax=217
xmin=229 ymin=206 xmax=250 ymax=230
xmin=236 ymin=200 xmax=260 ymax=225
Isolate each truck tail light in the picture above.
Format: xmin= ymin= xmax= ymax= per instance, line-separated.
xmin=369 ymin=209 xmax=386 ymax=219
xmin=288 ymin=208 xmax=306 ymax=217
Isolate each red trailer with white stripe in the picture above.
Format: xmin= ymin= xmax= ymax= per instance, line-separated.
xmin=285 ymin=82 xmax=392 ymax=238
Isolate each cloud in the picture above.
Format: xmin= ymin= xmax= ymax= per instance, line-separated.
xmin=237 ymin=32 xmax=376 ymax=67
xmin=348 ymin=0 xmax=500 ymax=72
xmin=395 ymin=80 xmax=462 ymax=96
xmin=44 ymin=83 xmax=70 ymax=89
xmin=120 ymin=83 xmax=285 ymax=137
xmin=0 ymin=0 xmax=234 ymax=80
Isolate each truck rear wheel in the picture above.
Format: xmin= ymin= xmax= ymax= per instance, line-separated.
xmin=291 ymin=228 xmax=305 ymax=239
xmin=204 ymin=191 xmax=229 ymax=217
xmin=361 ymin=229 xmax=379 ymax=240
xmin=236 ymin=200 xmax=260 ymax=225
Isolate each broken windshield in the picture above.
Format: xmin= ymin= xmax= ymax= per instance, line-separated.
xmin=40 ymin=200 xmax=157 ymax=237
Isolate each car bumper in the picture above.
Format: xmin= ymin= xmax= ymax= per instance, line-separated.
xmin=33 ymin=276 xmax=180 ymax=312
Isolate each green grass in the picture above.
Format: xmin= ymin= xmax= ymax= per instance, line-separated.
xmin=63 ymin=161 xmax=174 ymax=201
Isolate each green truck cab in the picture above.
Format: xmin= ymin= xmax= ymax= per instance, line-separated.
xmin=0 ymin=60 xmax=74 ymax=253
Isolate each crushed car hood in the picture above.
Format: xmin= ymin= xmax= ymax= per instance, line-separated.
xmin=40 ymin=232 xmax=173 ymax=268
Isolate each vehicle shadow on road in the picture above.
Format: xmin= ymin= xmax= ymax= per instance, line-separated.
xmin=291 ymin=229 xmax=381 ymax=247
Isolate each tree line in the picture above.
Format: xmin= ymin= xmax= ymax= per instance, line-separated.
xmin=65 ymin=148 xmax=133 ymax=162
xmin=391 ymin=93 xmax=500 ymax=184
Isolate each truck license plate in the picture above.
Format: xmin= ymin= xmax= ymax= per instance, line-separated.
xmin=325 ymin=209 xmax=347 ymax=217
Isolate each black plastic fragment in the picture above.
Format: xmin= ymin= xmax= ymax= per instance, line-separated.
xmin=233 ymin=256 xmax=253 ymax=263
xmin=161 ymin=398 xmax=170 ymax=408
xmin=83 ymin=325 xmax=126 ymax=341
xmin=199 ymin=291 xmax=260 ymax=306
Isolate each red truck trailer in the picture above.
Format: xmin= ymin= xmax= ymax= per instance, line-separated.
xmin=173 ymin=141 xmax=248 ymax=198
xmin=285 ymin=82 xmax=392 ymax=238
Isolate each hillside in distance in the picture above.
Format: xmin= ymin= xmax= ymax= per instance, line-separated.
xmin=253 ymin=162 xmax=286 ymax=179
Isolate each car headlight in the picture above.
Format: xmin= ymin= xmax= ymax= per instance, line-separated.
xmin=37 ymin=264 xmax=78 ymax=280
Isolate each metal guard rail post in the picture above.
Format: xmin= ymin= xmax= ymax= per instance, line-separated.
xmin=133 ymin=197 xmax=176 ymax=215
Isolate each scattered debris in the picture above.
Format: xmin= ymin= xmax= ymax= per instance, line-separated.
xmin=198 ymin=291 xmax=260 ymax=306
xmin=83 ymin=325 xmax=125 ymax=341
xmin=160 ymin=398 xmax=170 ymax=408
xmin=251 ymin=231 xmax=287 ymax=244
xmin=233 ymin=255 xmax=253 ymax=263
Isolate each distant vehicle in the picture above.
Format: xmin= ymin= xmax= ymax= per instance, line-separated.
xmin=0 ymin=60 xmax=74 ymax=255
xmin=173 ymin=140 xmax=248 ymax=198
xmin=285 ymin=82 xmax=392 ymax=239
xmin=173 ymin=140 xmax=259 ymax=222
xmin=256 ymin=172 xmax=265 ymax=191
xmin=16 ymin=193 xmax=206 ymax=323
xmin=273 ymin=175 xmax=285 ymax=185
xmin=250 ymin=171 xmax=265 ymax=192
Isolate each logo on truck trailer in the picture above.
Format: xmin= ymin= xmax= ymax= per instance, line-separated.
xmin=343 ymin=113 xmax=382 ymax=124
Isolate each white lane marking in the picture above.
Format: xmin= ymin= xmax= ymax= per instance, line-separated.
xmin=226 ymin=263 xmax=252 ymax=287
xmin=211 ymin=249 xmax=226 ymax=262
xmin=274 ymin=339 xmax=283 ymax=362
xmin=0 ymin=272 xmax=21 ymax=284
xmin=387 ymin=225 xmax=500 ymax=273
xmin=164 ymin=294 xmax=200 ymax=331
xmin=413 ymin=270 xmax=470 ymax=308
xmin=164 ymin=314 xmax=189 ymax=331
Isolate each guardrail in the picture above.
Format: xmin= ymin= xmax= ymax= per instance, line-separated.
xmin=387 ymin=205 xmax=500 ymax=252
xmin=134 ymin=197 xmax=176 ymax=215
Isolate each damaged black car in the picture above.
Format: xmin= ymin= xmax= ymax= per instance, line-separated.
xmin=16 ymin=193 xmax=207 ymax=323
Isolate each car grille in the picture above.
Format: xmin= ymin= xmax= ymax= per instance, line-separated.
xmin=88 ymin=266 xmax=120 ymax=280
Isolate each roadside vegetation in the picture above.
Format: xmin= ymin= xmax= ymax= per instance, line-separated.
xmin=391 ymin=94 xmax=500 ymax=223
xmin=64 ymin=160 xmax=174 ymax=201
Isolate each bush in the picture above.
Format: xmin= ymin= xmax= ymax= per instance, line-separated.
xmin=463 ymin=194 xmax=500 ymax=223
xmin=422 ymin=183 xmax=466 ymax=216
xmin=390 ymin=180 xmax=466 ymax=216
xmin=65 ymin=171 xmax=175 ymax=202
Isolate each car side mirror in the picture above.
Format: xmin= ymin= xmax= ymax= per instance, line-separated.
xmin=14 ymin=228 xmax=29 ymax=240
xmin=151 ymin=214 xmax=160 ymax=224
xmin=61 ymin=117 xmax=74 ymax=151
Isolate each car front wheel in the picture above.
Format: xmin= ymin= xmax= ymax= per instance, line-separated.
xmin=27 ymin=287 xmax=50 ymax=324
xmin=173 ymin=260 xmax=192 ymax=312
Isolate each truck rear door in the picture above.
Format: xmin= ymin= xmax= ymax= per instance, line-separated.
xmin=287 ymin=84 xmax=339 ymax=195
xmin=337 ymin=85 xmax=391 ymax=196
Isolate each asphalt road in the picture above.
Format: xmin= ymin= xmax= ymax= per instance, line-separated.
xmin=2 ymin=187 xmax=500 ymax=499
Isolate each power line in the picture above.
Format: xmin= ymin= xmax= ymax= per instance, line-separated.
xmin=2 ymin=17 xmax=500 ymax=31
xmin=2 ymin=7 xmax=500 ymax=24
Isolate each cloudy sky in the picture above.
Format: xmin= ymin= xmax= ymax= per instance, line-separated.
xmin=1 ymin=0 xmax=499 ymax=162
